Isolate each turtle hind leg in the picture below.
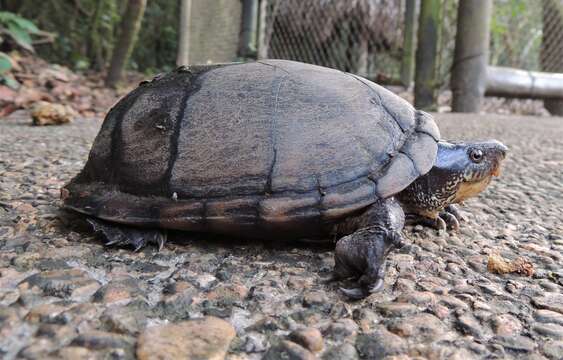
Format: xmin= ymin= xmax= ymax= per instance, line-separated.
xmin=87 ymin=218 xmax=167 ymax=251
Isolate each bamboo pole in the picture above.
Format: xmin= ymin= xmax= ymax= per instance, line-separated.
xmin=238 ymin=0 xmax=259 ymax=58
xmin=176 ymin=0 xmax=192 ymax=66
xmin=400 ymin=0 xmax=417 ymax=88
xmin=414 ymin=0 xmax=442 ymax=110
xmin=451 ymin=0 xmax=492 ymax=112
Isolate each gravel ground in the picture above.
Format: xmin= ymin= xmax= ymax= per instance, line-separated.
xmin=1 ymin=110 xmax=562 ymax=360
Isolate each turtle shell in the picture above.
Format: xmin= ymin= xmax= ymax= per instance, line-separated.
xmin=63 ymin=60 xmax=440 ymax=237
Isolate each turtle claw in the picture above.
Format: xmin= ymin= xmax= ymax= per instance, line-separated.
xmin=87 ymin=218 xmax=166 ymax=251
xmin=340 ymin=278 xmax=385 ymax=300
xmin=340 ymin=287 xmax=367 ymax=300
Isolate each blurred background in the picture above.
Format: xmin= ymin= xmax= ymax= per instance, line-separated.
xmin=1 ymin=0 xmax=563 ymax=119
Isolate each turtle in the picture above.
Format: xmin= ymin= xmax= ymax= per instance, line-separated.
xmin=61 ymin=60 xmax=507 ymax=299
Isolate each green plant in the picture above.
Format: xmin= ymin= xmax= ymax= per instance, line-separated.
xmin=0 ymin=11 xmax=41 ymax=88
xmin=0 ymin=11 xmax=39 ymax=52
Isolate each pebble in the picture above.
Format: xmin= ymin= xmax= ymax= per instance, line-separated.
xmin=355 ymin=327 xmax=407 ymax=358
xmin=388 ymin=313 xmax=447 ymax=341
xmin=541 ymin=340 xmax=563 ymax=360
xmin=491 ymin=314 xmax=522 ymax=336
xmin=288 ymin=327 xmax=324 ymax=352
xmin=262 ymin=340 xmax=316 ymax=360
xmin=136 ymin=317 xmax=235 ymax=360
xmin=492 ymin=335 xmax=536 ymax=353
xmin=535 ymin=309 xmax=563 ymax=326
xmin=532 ymin=323 xmax=563 ymax=340
xmin=532 ymin=294 xmax=563 ymax=315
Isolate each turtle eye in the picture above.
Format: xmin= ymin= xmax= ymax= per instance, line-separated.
xmin=470 ymin=149 xmax=484 ymax=163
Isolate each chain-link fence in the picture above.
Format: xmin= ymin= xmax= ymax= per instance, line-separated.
xmin=257 ymin=0 xmax=563 ymax=85
xmin=258 ymin=0 xmax=405 ymax=82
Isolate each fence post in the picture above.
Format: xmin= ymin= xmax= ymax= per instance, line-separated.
xmin=257 ymin=0 xmax=269 ymax=59
xmin=401 ymin=0 xmax=417 ymax=88
xmin=541 ymin=0 xmax=563 ymax=116
xmin=176 ymin=0 xmax=192 ymax=66
xmin=414 ymin=0 xmax=442 ymax=110
xmin=451 ymin=0 xmax=492 ymax=113
xmin=238 ymin=0 xmax=259 ymax=59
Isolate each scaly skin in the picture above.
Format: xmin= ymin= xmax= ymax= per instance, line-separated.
xmin=331 ymin=140 xmax=507 ymax=299
xmin=398 ymin=140 xmax=507 ymax=231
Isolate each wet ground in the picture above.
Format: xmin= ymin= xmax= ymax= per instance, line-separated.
xmin=1 ymin=111 xmax=562 ymax=359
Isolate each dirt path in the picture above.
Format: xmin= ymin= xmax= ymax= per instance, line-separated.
xmin=1 ymin=111 xmax=562 ymax=359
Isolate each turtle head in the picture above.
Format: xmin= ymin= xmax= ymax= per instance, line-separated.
xmin=434 ymin=140 xmax=507 ymax=203
xmin=398 ymin=139 xmax=507 ymax=216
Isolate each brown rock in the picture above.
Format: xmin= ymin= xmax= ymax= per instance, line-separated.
xmin=376 ymin=302 xmax=417 ymax=317
xmin=491 ymin=314 xmax=522 ymax=336
xmin=19 ymin=269 xmax=100 ymax=300
xmin=388 ymin=313 xmax=448 ymax=341
xmin=93 ymin=278 xmax=143 ymax=306
xmin=263 ymin=340 xmax=316 ymax=360
xmin=136 ymin=316 xmax=236 ymax=360
xmin=533 ymin=294 xmax=563 ymax=315
xmin=31 ymin=101 xmax=74 ymax=126
xmin=289 ymin=327 xmax=324 ymax=352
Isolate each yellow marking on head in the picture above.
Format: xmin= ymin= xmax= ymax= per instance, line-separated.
xmin=454 ymin=176 xmax=492 ymax=203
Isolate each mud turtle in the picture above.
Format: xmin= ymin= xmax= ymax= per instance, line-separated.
xmin=62 ymin=60 xmax=507 ymax=298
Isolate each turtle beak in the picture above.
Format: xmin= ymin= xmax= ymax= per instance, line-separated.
xmin=489 ymin=140 xmax=508 ymax=177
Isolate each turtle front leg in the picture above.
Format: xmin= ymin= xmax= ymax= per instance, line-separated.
xmin=406 ymin=204 xmax=465 ymax=232
xmin=87 ymin=218 xmax=167 ymax=251
xmin=330 ymin=198 xmax=405 ymax=300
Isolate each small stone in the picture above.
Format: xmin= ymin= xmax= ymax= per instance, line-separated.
xmin=242 ymin=332 xmax=268 ymax=353
xmin=19 ymin=269 xmax=100 ymax=300
xmin=25 ymin=303 xmax=68 ymax=323
xmin=206 ymin=282 xmax=248 ymax=303
xmin=263 ymin=340 xmax=316 ymax=360
xmin=288 ymin=327 xmax=324 ymax=352
xmin=93 ymin=278 xmax=144 ymax=306
xmin=491 ymin=314 xmax=522 ymax=336
xmin=431 ymin=304 xmax=450 ymax=320
xmin=388 ymin=313 xmax=447 ymax=341
xmin=57 ymin=346 xmax=93 ymax=360
xmin=286 ymin=276 xmax=313 ymax=290
xmin=535 ymin=309 xmax=563 ymax=326
xmin=542 ymin=340 xmax=563 ymax=360
xmin=302 ymin=290 xmax=329 ymax=308
xmin=376 ymin=302 xmax=417 ymax=317
xmin=324 ymin=319 xmax=358 ymax=342
xmin=492 ymin=335 xmax=536 ymax=353
xmin=100 ymin=307 xmax=147 ymax=335
xmin=353 ymin=308 xmax=379 ymax=332
xmin=396 ymin=291 xmax=436 ymax=306
xmin=532 ymin=294 xmax=563 ymax=314
xmin=439 ymin=295 xmax=470 ymax=311
xmin=136 ymin=316 xmax=235 ymax=360
xmin=70 ymin=330 xmax=135 ymax=350
xmin=456 ymin=314 xmax=484 ymax=338
xmin=533 ymin=323 xmax=563 ymax=339
xmin=355 ymin=327 xmax=407 ymax=358
xmin=322 ymin=343 xmax=359 ymax=360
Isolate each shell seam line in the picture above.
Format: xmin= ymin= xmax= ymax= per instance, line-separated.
xmin=164 ymin=73 xmax=201 ymax=195
xmin=265 ymin=74 xmax=289 ymax=194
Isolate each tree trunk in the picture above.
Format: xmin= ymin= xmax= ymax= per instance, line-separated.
xmin=176 ymin=0 xmax=192 ymax=66
xmin=541 ymin=0 xmax=563 ymax=115
xmin=414 ymin=0 xmax=442 ymax=110
xmin=105 ymin=0 xmax=147 ymax=88
xmin=400 ymin=0 xmax=417 ymax=88
xmin=450 ymin=0 xmax=492 ymax=113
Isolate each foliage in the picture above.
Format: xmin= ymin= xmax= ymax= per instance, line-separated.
xmin=5 ymin=0 xmax=177 ymax=74
xmin=0 ymin=11 xmax=42 ymax=88
xmin=489 ymin=0 xmax=543 ymax=70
